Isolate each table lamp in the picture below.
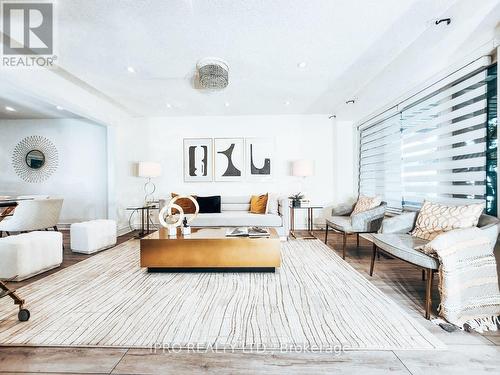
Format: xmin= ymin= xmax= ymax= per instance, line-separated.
xmin=292 ymin=159 xmax=314 ymax=204
xmin=137 ymin=162 xmax=162 ymax=204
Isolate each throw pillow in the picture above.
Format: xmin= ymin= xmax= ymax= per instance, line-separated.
xmin=419 ymin=227 xmax=488 ymax=255
xmin=171 ymin=193 xmax=197 ymax=214
xmin=411 ymin=200 xmax=485 ymax=241
xmin=266 ymin=193 xmax=279 ymax=214
xmin=250 ymin=194 xmax=268 ymax=214
xmin=351 ymin=195 xmax=381 ymax=216
xmin=197 ymin=195 xmax=221 ymax=214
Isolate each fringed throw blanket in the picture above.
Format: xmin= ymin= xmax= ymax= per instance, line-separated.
xmin=425 ymin=226 xmax=500 ymax=332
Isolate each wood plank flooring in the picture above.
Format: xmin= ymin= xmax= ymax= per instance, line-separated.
xmin=0 ymin=230 xmax=499 ymax=374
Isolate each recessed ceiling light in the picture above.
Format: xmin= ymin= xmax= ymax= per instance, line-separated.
xmin=127 ymin=66 xmax=135 ymax=73
xmin=5 ymin=106 xmax=16 ymax=112
xmin=224 ymin=102 xmax=230 ymax=107
xmin=297 ymin=62 xmax=307 ymax=69
xmin=56 ymin=105 xmax=64 ymax=111
xmin=284 ymin=100 xmax=290 ymax=106
xmin=166 ymin=103 xmax=172 ymax=108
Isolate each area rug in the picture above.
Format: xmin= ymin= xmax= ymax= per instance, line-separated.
xmin=0 ymin=239 xmax=444 ymax=350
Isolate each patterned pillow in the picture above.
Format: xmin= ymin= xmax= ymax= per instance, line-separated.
xmin=351 ymin=195 xmax=382 ymax=216
xmin=411 ymin=200 xmax=485 ymax=241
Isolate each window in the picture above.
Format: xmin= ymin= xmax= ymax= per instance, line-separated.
xmin=358 ymin=59 xmax=497 ymax=212
xmin=401 ymin=68 xmax=489 ymax=209
xmin=359 ymin=112 xmax=402 ymax=213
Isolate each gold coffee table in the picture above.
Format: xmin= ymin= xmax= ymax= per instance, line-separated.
xmin=140 ymin=227 xmax=281 ymax=272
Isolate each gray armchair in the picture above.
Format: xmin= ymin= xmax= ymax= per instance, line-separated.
xmin=324 ymin=201 xmax=387 ymax=259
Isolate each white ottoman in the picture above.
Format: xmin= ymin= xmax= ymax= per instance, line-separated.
xmin=70 ymin=219 xmax=117 ymax=254
xmin=0 ymin=231 xmax=63 ymax=281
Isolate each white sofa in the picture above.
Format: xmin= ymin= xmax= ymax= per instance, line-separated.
xmin=159 ymin=195 xmax=290 ymax=239
xmin=0 ymin=231 xmax=63 ymax=281
xmin=70 ymin=219 xmax=117 ymax=254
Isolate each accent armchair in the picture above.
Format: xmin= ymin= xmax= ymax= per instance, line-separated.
xmin=324 ymin=201 xmax=387 ymax=259
xmin=0 ymin=198 xmax=63 ymax=237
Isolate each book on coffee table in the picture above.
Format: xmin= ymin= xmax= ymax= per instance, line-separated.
xmin=226 ymin=227 xmax=270 ymax=238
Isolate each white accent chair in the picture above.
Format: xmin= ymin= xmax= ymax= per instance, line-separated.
xmin=70 ymin=219 xmax=117 ymax=254
xmin=0 ymin=231 xmax=63 ymax=281
xmin=0 ymin=198 xmax=63 ymax=237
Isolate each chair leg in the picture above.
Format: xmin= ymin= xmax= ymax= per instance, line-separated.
xmin=324 ymin=224 xmax=329 ymax=244
xmin=369 ymin=243 xmax=377 ymax=276
xmin=342 ymin=232 xmax=347 ymax=260
xmin=0 ymin=231 xmax=2 ymax=238
xmin=356 ymin=233 xmax=359 ymax=247
xmin=425 ymin=268 xmax=433 ymax=320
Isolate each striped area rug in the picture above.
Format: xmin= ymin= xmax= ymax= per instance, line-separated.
xmin=0 ymin=239 xmax=444 ymax=350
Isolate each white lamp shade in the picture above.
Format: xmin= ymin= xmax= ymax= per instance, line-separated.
xmin=292 ymin=159 xmax=314 ymax=177
xmin=138 ymin=162 xmax=162 ymax=178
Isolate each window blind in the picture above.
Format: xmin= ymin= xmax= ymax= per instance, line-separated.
xmin=359 ymin=113 xmax=402 ymax=212
xmin=400 ymin=69 xmax=489 ymax=208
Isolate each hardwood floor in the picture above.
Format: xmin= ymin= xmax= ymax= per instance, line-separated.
xmin=0 ymin=230 xmax=499 ymax=374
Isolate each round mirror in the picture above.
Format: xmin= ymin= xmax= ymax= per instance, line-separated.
xmin=25 ymin=150 xmax=45 ymax=169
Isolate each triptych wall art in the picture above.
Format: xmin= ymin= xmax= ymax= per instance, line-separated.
xmin=183 ymin=138 xmax=274 ymax=182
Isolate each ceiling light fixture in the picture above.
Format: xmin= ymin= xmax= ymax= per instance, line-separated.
xmin=297 ymin=62 xmax=307 ymax=69
xmin=197 ymin=57 xmax=229 ymax=90
xmin=166 ymin=103 xmax=172 ymax=108
xmin=56 ymin=105 xmax=64 ymax=111
xmin=284 ymin=101 xmax=290 ymax=106
xmin=127 ymin=66 xmax=136 ymax=73
xmin=5 ymin=106 xmax=16 ymax=112
xmin=224 ymin=102 xmax=230 ymax=107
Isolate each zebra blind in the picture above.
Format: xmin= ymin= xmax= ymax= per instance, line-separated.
xmin=400 ymin=69 xmax=489 ymax=208
xmin=359 ymin=113 xmax=402 ymax=212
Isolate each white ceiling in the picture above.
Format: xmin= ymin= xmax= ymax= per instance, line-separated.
xmin=49 ymin=0 xmax=460 ymax=117
xmin=0 ymin=86 xmax=82 ymax=119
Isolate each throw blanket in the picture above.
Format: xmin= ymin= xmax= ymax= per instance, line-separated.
xmin=425 ymin=226 xmax=500 ymax=332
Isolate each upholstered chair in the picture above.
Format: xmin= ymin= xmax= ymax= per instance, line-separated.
xmin=0 ymin=198 xmax=63 ymax=237
xmin=324 ymin=201 xmax=387 ymax=259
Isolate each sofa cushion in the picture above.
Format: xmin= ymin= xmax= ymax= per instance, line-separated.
xmin=370 ymin=233 xmax=439 ymax=270
xmin=171 ymin=193 xmax=197 ymax=214
xmin=411 ymin=200 xmax=484 ymax=240
xmin=250 ymin=194 xmax=268 ymax=214
xmin=197 ymin=196 xmax=221 ymax=214
xmin=188 ymin=211 xmax=282 ymax=227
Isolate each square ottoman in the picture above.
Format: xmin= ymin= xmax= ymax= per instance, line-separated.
xmin=0 ymin=231 xmax=63 ymax=281
xmin=70 ymin=219 xmax=117 ymax=254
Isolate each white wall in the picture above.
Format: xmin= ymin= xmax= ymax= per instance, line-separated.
xmin=143 ymin=115 xmax=339 ymax=228
xmin=0 ymin=119 xmax=108 ymax=224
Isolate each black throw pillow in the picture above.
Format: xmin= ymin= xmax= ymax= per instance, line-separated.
xmin=197 ymin=196 xmax=221 ymax=214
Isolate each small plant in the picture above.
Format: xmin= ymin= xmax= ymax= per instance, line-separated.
xmin=289 ymin=192 xmax=304 ymax=207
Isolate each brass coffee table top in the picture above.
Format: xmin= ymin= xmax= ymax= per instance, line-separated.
xmin=140 ymin=227 xmax=281 ymax=271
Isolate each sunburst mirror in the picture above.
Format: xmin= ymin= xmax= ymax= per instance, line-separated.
xmin=12 ymin=135 xmax=58 ymax=183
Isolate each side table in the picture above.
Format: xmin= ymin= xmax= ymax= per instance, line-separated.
xmin=289 ymin=204 xmax=323 ymax=240
xmin=126 ymin=204 xmax=158 ymax=238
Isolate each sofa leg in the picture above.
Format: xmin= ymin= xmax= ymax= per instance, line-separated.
xmin=324 ymin=224 xmax=329 ymax=244
xmin=356 ymin=233 xmax=359 ymax=247
xmin=342 ymin=232 xmax=347 ymax=260
xmin=53 ymin=226 xmax=58 ymax=232
xmin=425 ymin=268 xmax=433 ymax=320
xmin=422 ymin=269 xmax=425 ymax=281
xmin=5 ymin=231 xmax=10 ymax=236
xmin=369 ymin=244 xmax=377 ymax=276
xmin=0 ymin=231 xmax=2 ymax=238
